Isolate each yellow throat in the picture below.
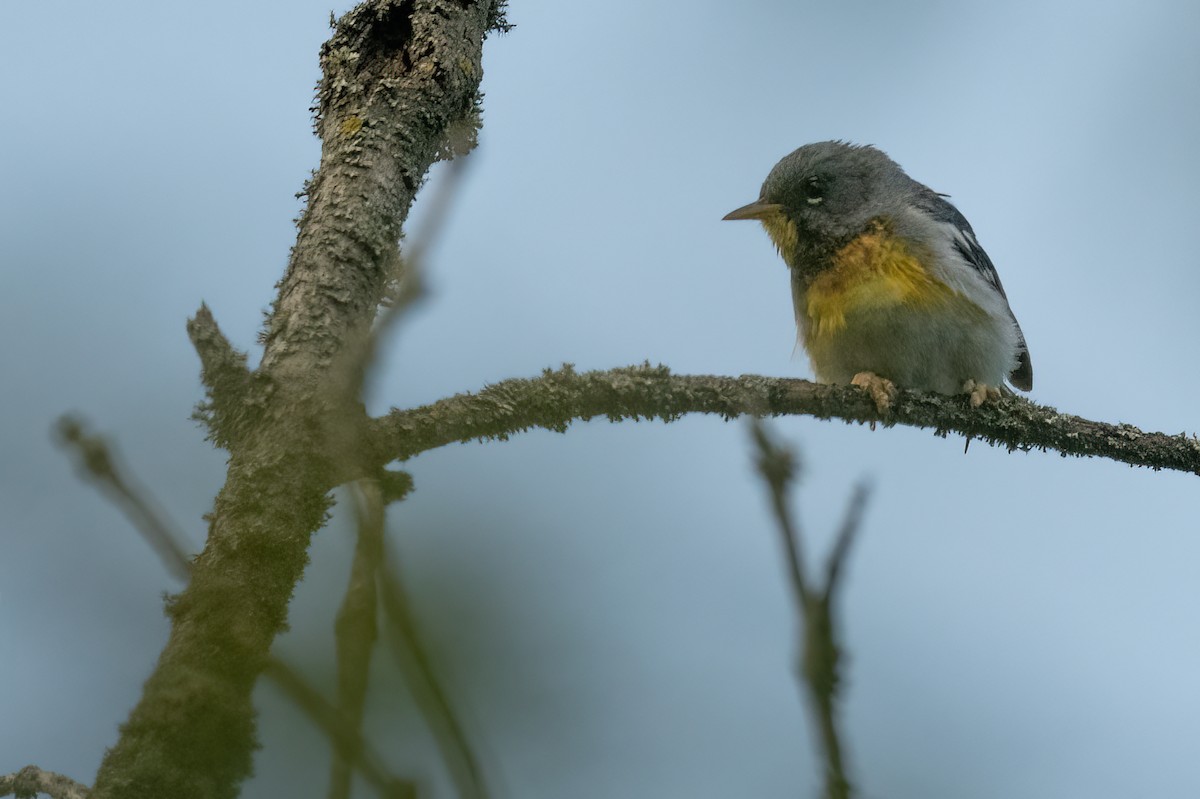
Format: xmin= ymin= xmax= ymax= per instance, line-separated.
xmin=762 ymin=218 xmax=964 ymax=341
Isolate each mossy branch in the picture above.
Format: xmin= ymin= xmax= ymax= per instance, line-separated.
xmin=366 ymin=364 xmax=1200 ymax=477
xmin=0 ymin=766 xmax=90 ymax=799
xmin=89 ymin=3 xmax=501 ymax=798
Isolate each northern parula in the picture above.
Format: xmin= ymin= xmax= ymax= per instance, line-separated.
xmin=724 ymin=141 xmax=1032 ymax=408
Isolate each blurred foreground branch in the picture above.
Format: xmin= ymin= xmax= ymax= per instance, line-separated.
xmin=751 ymin=419 xmax=871 ymax=799
xmin=261 ymin=661 xmax=414 ymax=799
xmin=378 ymin=551 xmax=490 ymax=799
xmin=369 ymin=364 xmax=1200 ymax=478
xmin=55 ymin=416 xmax=194 ymax=581
xmin=0 ymin=766 xmax=90 ymax=799
xmin=76 ymin=2 xmax=504 ymax=797
xmin=53 ymin=415 xmax=412 ymax=797
xmin=327 ymin=483 xmax=387 ymax=799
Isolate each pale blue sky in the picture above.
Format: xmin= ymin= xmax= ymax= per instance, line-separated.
xmin=3 ymin=2 xmax=1200 ymax=797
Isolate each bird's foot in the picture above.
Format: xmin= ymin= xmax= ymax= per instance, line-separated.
xmin=962 ymin=379 xmax=1001 ymax=408
xmin=851 ymin=371 xmax=897 ymax=413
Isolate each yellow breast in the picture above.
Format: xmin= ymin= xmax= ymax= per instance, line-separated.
xmin=803 ymin=222 xmax=957 ymax=341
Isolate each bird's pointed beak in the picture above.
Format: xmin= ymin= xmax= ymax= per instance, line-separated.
xmin=722 ymin=200 xmax=784 ymax=221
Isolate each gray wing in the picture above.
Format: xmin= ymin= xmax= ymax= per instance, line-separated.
xmin=912 ymin=190 xmax=1033 ymax=391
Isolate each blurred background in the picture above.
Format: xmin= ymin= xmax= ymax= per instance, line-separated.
xmin=4 ymin=1 xmax=1200 ymax=797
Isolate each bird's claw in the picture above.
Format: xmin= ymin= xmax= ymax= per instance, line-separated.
xmin=851 ymin=371 xmax=897 ymax=413
xmin=962 ymin=379 xmax=1001 ymax=408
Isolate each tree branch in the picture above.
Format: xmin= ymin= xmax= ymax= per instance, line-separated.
xmin=366 ymin=364 xmax=1200 ymax=477
xmin=378 ymin=550 xmax=490 ymax=799
xmin=261 ymin=660 xmax=414 ymax=799
xmin=0 ymin=766 xmax=90 ymax=799
xmin=186 ymin=304 xmax=257 ymax=451
xmin=328 ymin=482 xmax=386 ymax=799
xmin=751 ymin=420 xmax=869 ymax=799
xmin=55 ymin=415 xmax=194 ymax=582
xmin=89 ymin=3 xmax=500 ymax=798
xmin=52 ymin=416 xmax=407 ymax=796
xmin=260 ymin=1 xmax=493 ymax=383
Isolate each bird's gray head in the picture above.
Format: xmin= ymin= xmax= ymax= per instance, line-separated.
xmin=725 ymin=141 xmax=918 ymax=266
xmin=764 ymin=141 xmax=912 ymax=235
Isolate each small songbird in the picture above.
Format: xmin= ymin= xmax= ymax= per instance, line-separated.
xmin=724 ymin=141 xmax=1031 ymax=409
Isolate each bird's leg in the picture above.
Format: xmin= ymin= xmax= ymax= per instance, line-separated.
xmin=850 ymin=371 xmax=897 ymax=413
xmin=962 ymin=379 xmax=1001 ymax=408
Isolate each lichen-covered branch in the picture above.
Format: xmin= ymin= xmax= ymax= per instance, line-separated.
xmin=54 ymin=415 xmax=394 ymax=796
xmin=89 ymin=4 xmax=502 ymax=799
xmin=259 ymin=1 xmax=495 ymax=384
xmin=186 ymin=304 xmax=257 ymax=451
xmin=0 ymin=766 xmax=90 ymax=799
xmin=367 ymin=364 xmax=1200 ymax=477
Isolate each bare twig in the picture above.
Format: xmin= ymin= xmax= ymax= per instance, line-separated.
xmin=328 ymin=482 xmax=387 ymax=799
xmin=262 ymin=660 xmax=414 ymax=799
xmin=54 ymin=415 xmax=193 ymax=581
xmin=347 ymin=156 xmax=473 ymax=409
xmin=825 ymin=483 xmax=871 ymax=597
xmin=751 ymin=418 xmax=873 ymax=799
xmin=379 ymin=555 xmax=490 ymax=799
xmin=750 ymin=420 xmax=809 ymax=606
xmin=0 ymin=766 xmax=90 ymax=799
xmin=330 ymin=470 xmax=487 ymax=799
xmin=367 ymin=365 xmax=1200 ymax=479
xmin=401 ymin=157 xmax=471 ymax=273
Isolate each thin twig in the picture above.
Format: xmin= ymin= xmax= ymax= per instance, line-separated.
xmin=750 ymin=419 xmax=810 ymax=606
xmin=54 ymin=415 xmax=193 ymax=581
xmin=351 ymin=156 xmax=473 ymax=404
xmin=825 ymin=483 xmax=871 ymax=597
xmin=378 ymin=556 xmax=490 ymax=799
xmin=328 ymin=482 xmax=387 ymax=799
xmin=186 ymin=303 xmax=255 ymax=450
xmin=262 ymin=660 xmax=414 ymax=799
xmin=751 ymin=418 xmax=872 ymax=799
xmin=400 ymin=157 xmax=470 ymax=283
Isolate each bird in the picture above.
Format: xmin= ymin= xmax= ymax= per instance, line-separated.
xmin=723 ymin=141 xmax=1031 ymax=410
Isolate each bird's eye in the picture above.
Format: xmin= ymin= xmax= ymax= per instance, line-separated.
xmin=803 ymin=175 xmax=824 ymax=206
